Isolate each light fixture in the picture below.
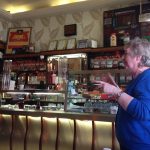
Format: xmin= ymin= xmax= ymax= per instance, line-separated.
xmin=40 ymin=55 xmax=44 ymax=60
xmin=33 ymin=92 xmax=62 ymax=95
xmin=0 ymin=8 xmax=11 ymax=20
xmin=139 ymin=0 xmax=150 ymax=22
xmin=6 ymin=92 xmax=30 ymax=95
xmin=51 ymin=0 xmax=87 ymax=7
xmin=139 ymin=13 xmax=150 ymax=22
xmin=48 ymin=53 xmax=87 ymax=60
xmin=4 ymin=5 xmax=31 ymax=14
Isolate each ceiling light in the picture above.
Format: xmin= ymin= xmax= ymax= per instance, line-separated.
xmin=51 ymin=0 xmax=87 ymax=6
xmin=5 ymin=6 xmax=31 ymax=14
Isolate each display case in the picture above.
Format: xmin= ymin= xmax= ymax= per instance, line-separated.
xmin=0 ymin=89 xmax=66 ymax=111
xmin=65 ymin=69 xmax=131 ymax=113
xmin=2 ymin=46 xmax=125 ymax=113
xmin=1 ymin=56 xmax=47 ymax=90
xmin=47 ymin=53 xmax=87 ymax=90
xmin=0 ymin=53 xmax=87 ymax=111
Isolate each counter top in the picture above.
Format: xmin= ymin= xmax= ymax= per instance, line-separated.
xmin=0 ymin=108 xmax=115 ymax=122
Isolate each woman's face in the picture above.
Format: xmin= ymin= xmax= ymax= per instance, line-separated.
xmin=123 ymin=48 xmax=141 ymax=73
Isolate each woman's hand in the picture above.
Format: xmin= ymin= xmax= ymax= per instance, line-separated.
xmin=94 ymin=80 xmax=122 ymax=95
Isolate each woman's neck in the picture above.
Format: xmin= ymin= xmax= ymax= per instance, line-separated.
xmin=133 ymin=67 xmax=150 ymax=78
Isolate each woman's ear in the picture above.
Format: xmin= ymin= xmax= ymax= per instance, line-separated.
xmin=137 ymin=55 xmax=143 ymax=67
xmin=136 ymin=55 xmax=142 ymax=62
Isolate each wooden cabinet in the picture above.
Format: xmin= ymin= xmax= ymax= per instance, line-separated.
xmin=0 ymin=40 xmax=5 ymax=51
xmin=2 ymin=55 xmax=47 ymax=90
xmin=0 ymin=41 xmax=6 ymax=73
xmin=3 ymin=46 xmax=123 ymax=89
xmin=103 ymin=5 xmax=140 ymax=47
xmin=103 ymin=3 xmax=150 ymax=47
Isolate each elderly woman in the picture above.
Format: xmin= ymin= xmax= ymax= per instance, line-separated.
xmin=95 ymin=37 xmax=150 ymax=150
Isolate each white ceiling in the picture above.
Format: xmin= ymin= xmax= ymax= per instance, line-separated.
xmin=0 ymin=0 xmax=149 ymax=20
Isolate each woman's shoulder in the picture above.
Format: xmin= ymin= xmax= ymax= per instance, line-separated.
xmin=140 ymin=68 xmax=150 ymax=80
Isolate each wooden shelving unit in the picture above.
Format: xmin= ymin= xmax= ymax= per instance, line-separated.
xmin=3 ymin=46 xmax=123 ymax=59
xmin=0 ymin=40 xmax=5 ymax=50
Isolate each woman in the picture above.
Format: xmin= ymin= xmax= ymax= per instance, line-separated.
xmin=95 ymin=37 xmax=150 ymax=150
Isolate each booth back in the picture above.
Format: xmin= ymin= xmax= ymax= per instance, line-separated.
xmin=0 ymin=114 xmax=119 ymax=150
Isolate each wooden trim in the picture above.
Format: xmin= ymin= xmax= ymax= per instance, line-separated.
xmin=92 ymin=121 xmax=95 ymax=150
xmin=24 ymin=116 xmax=28 ymax=150
xmin=10 ymin=115 xmax=13 ymax=150
xmin=0 ymin=109 xmax=115 ymax=122
xmin=39 ymin=117 xmax=43 ymax=150
xmin=3 ymin=46 xmax=123 ymax=59
xmin=55 ymin=118 xmax=59 ymax=150
xmin=112 ymin=122 xmax=115 ymax=150
xmin=41 ymin=46 xmax=123 ymax=55
xmin=73 ymin=119 xmax=76 ymax=150
xmin=0 ymin=40 xmax=5 ymax=50
xmin=3 ymin=53 xmax=40 ymax=59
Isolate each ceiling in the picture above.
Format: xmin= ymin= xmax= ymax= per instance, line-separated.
xmin=0 ymin=0 xmax=149 ymax=19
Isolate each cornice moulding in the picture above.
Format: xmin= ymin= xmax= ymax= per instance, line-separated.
xmin=0 ymin=0 xmax=145 ymax=21
xmin=0 ymin=9 xmax=12 ymax=21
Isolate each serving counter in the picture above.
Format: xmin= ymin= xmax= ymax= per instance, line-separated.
xmin=0 ymin=108 xmax=119 ymax=150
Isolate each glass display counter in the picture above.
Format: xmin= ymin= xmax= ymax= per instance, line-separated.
xmin=0 ymin=89 xmax=66 ymax=111
xmin=65 ymin=69 xmax=129 ymax=114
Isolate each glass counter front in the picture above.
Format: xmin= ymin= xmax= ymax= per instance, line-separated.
xmin=65 ymin=70 xmax=119 ymax=114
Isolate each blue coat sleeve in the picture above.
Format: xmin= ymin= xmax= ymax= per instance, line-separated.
xmin=126 ymin=76 xmax=150 ymax=120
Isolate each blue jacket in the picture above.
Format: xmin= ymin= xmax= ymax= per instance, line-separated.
xmin=116 ymin=69 xmax=150 ymax=150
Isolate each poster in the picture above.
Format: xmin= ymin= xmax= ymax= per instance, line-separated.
xmin=6 ymin=27 xmax=32 ymax=54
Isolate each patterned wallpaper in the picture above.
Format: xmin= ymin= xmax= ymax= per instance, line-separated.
xmin=0 ymin=18 xmax=11 ymax=42
xmin=0 ymin=4 xmax=133 ymax=52
xmin=11 ymin=9 xmax=103 ymax=52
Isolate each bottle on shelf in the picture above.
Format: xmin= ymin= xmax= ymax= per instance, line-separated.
xmin=36 ymin=100 xmax=40 ymax=110
xmin=123 ymin=32 xmax=130 ymax=44
xmin=51 ymin=71 xmax=57 ymax=85
xmin=100 ymin=56 xmax=107 ymax=69
xmin=110 ymin=32 xmax=117 ymax=47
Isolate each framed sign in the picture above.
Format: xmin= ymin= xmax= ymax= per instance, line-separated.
xmin=77 ymin=39 xmax=88 ymax=48
xmin=48 ymin=40 xmax=57 ymax=50
xmin=6 ymin=27 xmax=32 ymax=54
xmin=64 ymin=24 xmax=77 ymax=36
xmin=66 ymin=38 xmax=76 ymax=49
xmin=57 ymin=39 xmax=67 ymax=50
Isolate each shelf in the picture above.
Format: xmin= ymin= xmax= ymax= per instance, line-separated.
xmin=0 ymin=40 xmax=6 ymax=50
xmin=3 ymin=53 xmax=41 ymax=59
xmin=12 ymin=70 xmax=47 ymax=73
xmin=69 ymin=68 xmax=127 ymax=75
xmin=41 ymin=46 xmax=123 ymax=55
xmin=1 ymin=89 xmax=65 ymax=94
xmin=3 ymin=46 xmax=123 ymax=59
